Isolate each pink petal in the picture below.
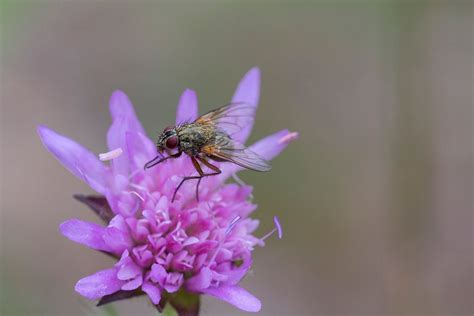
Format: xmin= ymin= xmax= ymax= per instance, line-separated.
xmin=250 ymin=129 xmax=298 ymax=161
xmin=182 ymin=236 xmax=200 ymax=247
xmin=203 ymin=285 xmax=261 ymax=312
xmin=105 ymin=190 xmax=140 ymax=218
xmin=142 ymin=282 xmax=162 ymax=305
xmin=60 ymin=219 xmax=111 ymax=252
xmin=125 ymin=131 xmax=157 ymax=172
xmin=102 ymin=226 xmax=133 ymax=255
xmin=231 ymin=67 xmax=260 ymax=143
xmin=107 ymin=116 xmax=130 ymax=176
xmin=222 ymin=254 xmax=252 ymax=286
xmin=164 ymin=272 xmax=183 ymax=293
xmin=149 ymin=264 xmax=167 ymax=286
xmin=220 ymin=129 xmax=298 ymax=179
xmin=75 ymin=268 xmax=124 ymax=300
xmin=37 ymin=126 xmax=108 ymax=194
xmin=107 ymin=91 xmax=145 ymax=176
xmin=109 ymin=214 xmax=129 ymax=232
xmin=116 ymin=249 xmax=131 ymax=265
xmin=117 ymin=259 xmax=142 ymax=281
xmin=109 ymin=90 xmax=145 ymax=135
xmin=186 ymin=267 xmax=212 ymax=291
xmin=176 ymin=89 xmax=198 ymax=124
xmin=121 ymin=275 xmax=143 ymax=290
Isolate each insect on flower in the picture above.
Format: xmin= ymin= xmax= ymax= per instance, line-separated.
xmin=144 ymin=102 xmax=271 ymax=202
xmin=38 ymin=67 xmax=299 ymax=314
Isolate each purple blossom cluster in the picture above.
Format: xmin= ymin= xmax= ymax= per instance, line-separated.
xmin=38 ymin=67 xmax=297 ymax=313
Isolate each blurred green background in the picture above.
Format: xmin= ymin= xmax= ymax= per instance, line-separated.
xmin=1 ymin=1 xmax=472 ymax=316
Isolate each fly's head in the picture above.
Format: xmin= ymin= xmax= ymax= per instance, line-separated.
xmin=157 ymin=126 xmax=180 ymax=154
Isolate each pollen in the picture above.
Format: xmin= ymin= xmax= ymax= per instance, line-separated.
xmin=99 ymin=148 xmax=123 ymax=161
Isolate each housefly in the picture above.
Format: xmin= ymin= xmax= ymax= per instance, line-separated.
xmin=144 ymin=102 xmax=271 ymax=202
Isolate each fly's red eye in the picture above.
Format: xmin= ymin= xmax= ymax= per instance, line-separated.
xmin=165 ymin=135 xmax=178 ymax=149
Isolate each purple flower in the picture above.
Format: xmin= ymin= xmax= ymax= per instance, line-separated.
xmin=38 ymin=67 xmax=297 ymax=314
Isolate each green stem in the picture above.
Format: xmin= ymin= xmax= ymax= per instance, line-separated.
xmin=162 ymin=289 xmax=200 ymax=316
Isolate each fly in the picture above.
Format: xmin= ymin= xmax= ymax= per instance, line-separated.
xmin=144 ymin=102 xmax=271 ymax=202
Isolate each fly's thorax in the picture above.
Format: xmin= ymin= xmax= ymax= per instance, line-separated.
xmin=177 ymin=123 xmax=217 ymax=156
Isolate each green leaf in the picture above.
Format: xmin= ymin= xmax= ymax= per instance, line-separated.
xmin=161 ymin=303 xmax=178 ymax=316
xmin=97 ymin=305 xmax=118 ymax=316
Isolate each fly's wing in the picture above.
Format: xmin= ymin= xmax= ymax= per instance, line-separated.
xmin=195 ymin=102 xmax=255 ymax=137
xmin=204 ymin=134 xmax=271 ymax=172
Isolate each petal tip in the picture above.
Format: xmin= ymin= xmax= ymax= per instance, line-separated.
xmin=176 ymin=88 xmax=199 ymax=123
xmin=109 ymin=90 xmax=133 ymax=116
xmin=59 ymin=219 xmax=84 ymax=241
xmin=242 ymin=66 xmax=261 ymax=91
xmin=278 ymin=131 xmax=299 ymax=144
xmin=110 ymin=89 xmax=128 ymax=100
xmin=74 ymin=280 xmax=86 ymax=297
xmin=74 ymin=276 xmax=98 ymax=300
xmin=59 ymin=219 xmax=74 ymax=235
xmin=203 ymin=285 xmax=262 ymax=313
xmin=183 ymin=88 xmax=197 ymax=96
xmin=249 ymin=301 xmax=262 ymax=312
xmin=74 ymin=268 xmax=124 ymax=300
xmin=37 ymin=125 xmax=54 ymax=142
xmin=247 ymin=66 xmax=261 ymax=78
xmin=36 ymin=124 xmax=48 ymax=134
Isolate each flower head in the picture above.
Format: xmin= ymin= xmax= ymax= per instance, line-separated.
xmin=38 ymin=67 xmax=297 ymax=313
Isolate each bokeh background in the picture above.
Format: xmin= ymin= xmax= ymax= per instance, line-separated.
xmin=1 ymin=1 xmax=472 ymax=316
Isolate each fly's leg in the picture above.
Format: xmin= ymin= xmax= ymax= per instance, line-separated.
xmin=195 ymin=178 xmax=203 ymax=202
xmin=172 ymin=157 xmax=204 ymax=202
xmin=172 ymin=156 xmax=221 ymax=202
xmin=194 ymin=157 xmax=221 ymax=201
xmin=144 ymin=151 xmax=182 ymax=170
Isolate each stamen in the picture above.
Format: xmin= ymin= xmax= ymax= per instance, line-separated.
xmin=129 ymin=183 xmax=157 ymax=203
xmin=260 ymin=228 xmax=277 ymax=242
xmin=99 ymin=148 xmax=123 ymax=161
xmin=231 ymin=173 xmax=246 ymax=186
xmin=207 ymin=245 xmax=221 ymax=268
xmin=225 ymin=216 xmax=241 ymax=235
xmin=274 ymin=216 xmax=283 ymax=239
xmin=128 ymin=168 xmax=141 ymax=180
xmin=278 ymin=132 xmax=299 ymax=144
xmin=208 ymin=216 xmax=241 ymax=267
xmin=129 ymin=183 xmax=148 ymax=191
xmin=259 ymin=216 xmax=284 ymax=242
xmin=170 ymin=222 xmax=182 ymax=235
xmin=126 ymin=191 xmax=145 ymax=202
xmin=231 ymin=173 xmax=254 ymax=200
